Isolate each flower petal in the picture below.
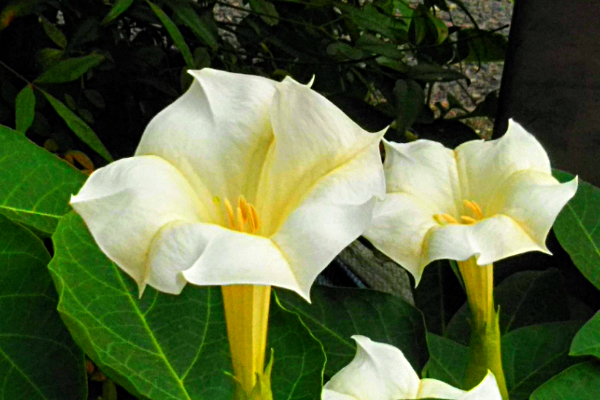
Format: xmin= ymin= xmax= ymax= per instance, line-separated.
xmin=363 ymin=193 xmax=439 ymax=284
xmin=70 ymin=156 xmax=203 ymax=291
xmin=323 ymin=335 xmax=421 ymax=400
xmin=417 ymin=379 xmax=466 ymax=399
xmin=426 ymin=214 xmax=548 ymax=266
xmin=459 ymin=371 xmax=501 ymax=400
xmin=135 ymin=69 xmax=277 ymax=208
xmin=382 ymin=139 xmax=462 ymax=216
xmin=181 ymin=227 xmax=302 ymax=295
xmin=256 ymin=76 xmax=386 ymax=235
xmin=271 ymin=144 xmax=385 ymax=299
xmin=455 ymin=119 xmax=552 ymax=210
xmin=487 ymin=170 xmax=577 ymax=250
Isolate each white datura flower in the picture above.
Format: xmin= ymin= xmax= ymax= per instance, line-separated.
xmin=363 ymin=120 xmax=578 ymax=283
xmin=70 ymin=69 xmax=386 ymax=300
xmin=322 ymin=336 xmax=501 ymax=400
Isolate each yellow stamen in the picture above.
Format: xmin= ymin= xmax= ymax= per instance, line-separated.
xmin=224 ymin=198 xmax=235 ymax=229
xmin=441 ymin=213 xmax=458 ymax=224
xmin=237 ymin=207 xmax=245 ymax=232
xmin=463 ymin=199 xmax=484 ymax=219
xmin=461 ymin=215 xmax=478 ymax=224
xmin=249 ymin=204 xmax=260 ymax=232
xmin=239 ymin=195 xmax=249 ymax=222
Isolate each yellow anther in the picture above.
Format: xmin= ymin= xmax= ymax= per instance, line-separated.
xmin=224 ymin=198 xmax=235 ymax=229
xmin=434 ymin=213 xmax=458 ymax=225
xmin=247 ymin=206 xmax=256 ymax=232
xmin=461 ymin=216 xmax=478 ymax=224
xmin=237 ymin=207 xmax=245 ymax=232
xmin=463 ymin=199 xmax=484 ymax=220
xmin=249 ymin=204 xmax=260 ymax=232
xmin=239 ymin=195 xmax=249 ymax=222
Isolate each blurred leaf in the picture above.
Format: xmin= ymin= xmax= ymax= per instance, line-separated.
xmin=39 ymin=15 xmax=67 ymax=48
xmin=447 ymin=0 xmax=479 ymax=29
xmin=0 ymin=124 xmax=85 ymax=233
xmin=425 ymin=333 xmax=467 ymax=386
xmin=0 ymin=214 xmax=87 ymax=399
xmin=337 ymin=3 xmax=408 ymax=41
xmin=248 ymin=0 xmax=279 ymax=26
xmin=170 ymin=3 xmax=218 ymax=50
xmin=553 ymin=171 xmax=600 ymax=291
xmin=193 ymin=47 xmax=211 ymax=69
xmin=428 ymin=12 xmax=448 ymax=44
xmin=393 ymin=79 xmax=424 ymax=132
xmin=0 ymin=0 xmax=43 ymax=30
xmin=41 ymin=90 xmax=113 ymax=162
xmin=102 ymin=0 xmax=135 ymax=24
xmin=84 ymin=89 xmax=105 ymax=109
xmin=530 ymin=362 xmax=600 ymax=400
xmin=146 ymin=0 xmax=195 ymax=69
xmin=457 ymin=28 xmax=507 ymax=63
xmin=502 ymin=322 xmax=583 ymax=400
xmin=327 ymin=42 xmax=364 ymax=60
xmin=35 ymin=54 xmax=105 ymax=84
xmin=376 ymin=56 xmax=409 ymax=72
xmin=570 ymin=310 xmax=600 ymax=359
xmin=356 ymin=34 xmax=405 ymax=59
xmin=78 ymin=108 xmax=94 ymax=124
xmin=275 ymin=286 xmax=428 ymax=377
xmin=15 ymin=84 xmax=35 ymax=133
xmin=408 ymin=64 xmax=468 ymax=82
xmin=64 ymin=93 xmax=77 ymax=110
xmin=70 ymin=17 xmax=101 ymax=47
xmin=446 ymin=269 xmax=572 ymax=345
xmin=35 ymin=48 xmax=64 ymax=70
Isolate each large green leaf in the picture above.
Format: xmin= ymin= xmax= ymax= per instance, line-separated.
xmin=424 ymin=333 xmax=468 ymax=387
xmin=570 ymin=310 xmax=600 ymax=359
xmin=248 ymin=0 xmax=279 ymax=26
xmin=275 ymin=286 xmax=427 ymax=377
xmin=530 ymin=361 xmax=600 ymax=400
xmin=446 ymin=269 xmax=571 ymax=344
xmin=0 ymin=124 xmax=86 ymax=233
xmin=502 ymin=321 xmax=583 ymax=400
xmin=269 ymin=298 xmax=325 ymax=399
xmin=0 ymin=214 xmax=86 ymax=399
xmin=553 ymin=170 xmax=600 ymax=290
xmin=15 ymin=84 xmax=35 ymax=133
xmin=41 ymin=90 xmax=113 ymax=162
xmin=147 ymin=0 xmax=195 ymax=69
xmin=50 ymin=212 xmax=325 ymax=399
xmin=35 ymin=54 xmax=105 ymax=84
xmin=39 ymin=15 xmax=67 ymax=48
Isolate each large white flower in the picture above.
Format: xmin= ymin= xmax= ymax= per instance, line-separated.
xmin=363 ymin=120 xmax=577 ymax=283
xmin=323 ymin=336 xmax=501 ymax=400
xmin=70 ymin=68 xmax=386 ymax=300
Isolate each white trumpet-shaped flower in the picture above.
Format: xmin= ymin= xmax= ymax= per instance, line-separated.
xmin=363 ymin=120 xmax=577 ymax=283
xmin=322 ymin=336 xmax=501 ymax=400
xmin=70 ymin=68 xmax=386 ymax=300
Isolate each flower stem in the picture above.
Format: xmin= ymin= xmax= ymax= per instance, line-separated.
xmin=457 ymin=258 xmax=509 ymax=400
xmin=221 ymin=285 xmax=272 ymax=399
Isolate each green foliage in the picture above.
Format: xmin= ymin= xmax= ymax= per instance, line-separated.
xmin=275 ymin=286 xmax=428 ymax=377
xmin=0 ymin=213 xmax=86 ymax=399
xmin=15 ymin=83 xmax=35 ymax=133
xmin=50 ymin=212 xmax=325 ymax=399
xmin=570 ymin=311 xmax=600 ymax=359
xmin=0 ymin=124 xmax=86 ymax=233
xmin=553 ymin=171 xmax=600 ymax=291
xmin=530 ymin=362 xmax=600 ymax=400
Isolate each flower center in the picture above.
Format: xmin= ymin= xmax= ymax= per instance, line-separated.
xmin=433 ymin=199 xmax=484 ymax=226
xmin=214 ymin=195 xmax=261 ymax=234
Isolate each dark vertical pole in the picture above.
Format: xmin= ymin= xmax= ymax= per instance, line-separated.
xmin=494 ymin=0 xmax=600 ymax=186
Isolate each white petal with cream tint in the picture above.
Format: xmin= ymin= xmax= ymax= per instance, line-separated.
xmin=364 ymin=119 xmax=577 ymax=282
xmin=322 ymin=336 xmax=502 ymax=400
